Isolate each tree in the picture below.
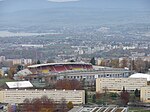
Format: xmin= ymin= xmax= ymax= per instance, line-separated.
xmin=31 ymin=98 xmax=42 ymax=112
xmin=67 ymin=101 xmax=73 ymax=110
xmin=69 ymin=60 xmax=75 ymax=62
xmin=110 ymin=93 xmax=118 ymax=100
xmin=23 ymin=98 xmax=32 ymax=112
xmin=133 ymin=58 xmax=146 ymax=73
xmin=55 ymin=79 xmax=82 ymax=90
xmin=41 ymin=95 xmax=49 ymax=103
xmin=122 ymin=86 xmax=125 ymax=92
xmin=23 ymin=98 xmax=30 ymax=104
xmin=148 ymin=81 xmax=150 ymax=85
xmin=110 ymin=59 xmax=119 ymax=68
xmin=120 ymin=59 xmax=128 ymax=68
xmin=96 ymin=92 xmax=102 ymax=99
xmin=120 ymin=87 xmax=130 ymax=106
xmin=90 ymin=57 xmax=96 ymax=65
xmin=59 ymin=98 xmax=67 ymax=112
xmin=103 ymin=87 xmax=108 ymax=105
xmin=22 ymin=96 xmax=56 ymax=112
xmin=7 ymin=104 xmax=12 ymax=112
xmin=134 ymin=89 xmax=140 ymax=97
xmin=92 ymin=94 xmax=96 ymax=103
xmin=37 ymin=60 xmax=41 ymax=64
xmin=0 ymin=70 xmax=3 ymax=78
xmin=16 ymin=65 xmax=24 ymax=72
xmin=7 ymin=67 xmax=16 ymax=79
xmin=85 ymin=90 xmax=88 ymax=104
xmin=40 ymin=108 xmax=53 ymax=112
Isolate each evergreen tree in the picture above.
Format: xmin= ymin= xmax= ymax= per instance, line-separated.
xmin=134 ymin=89 xmax=140 ymax=97
xmin=17 ymin=65 xmax=24 ymax=72
xmin=69 ymin=60 xmax=75 ymax=62
xmin=37 ymin=60 xmax=41 ymax=64
xmin=85 ymin=90 xmax=88 ymax=104
xmin=92 ymin=94 xmax=96 ymax=103
xmin=90 ymin=57 xmax=96 ymax=65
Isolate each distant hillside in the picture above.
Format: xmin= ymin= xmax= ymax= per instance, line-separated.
xmin=0 ymin=0 xmax=150 ymax=27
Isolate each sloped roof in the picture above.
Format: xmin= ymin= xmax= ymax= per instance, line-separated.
xmin=129 ymin=73 xmax=150 ymax=81
xmin=28 ymin=62 xmax=92 ymax=68
xmin=17 ymin=69 xmax=32 ymax=76
xmin=6 ymin=81 xmax=33 ymax=88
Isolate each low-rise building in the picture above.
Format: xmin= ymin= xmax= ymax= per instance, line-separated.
xmin=141 ymin=86 xmax=150 ymax=103
xmin=96 ymin=78 xmax=147 ymax=93
xmin=22 ymin=59 xmax=32 ymax=65
xmin=0 ymin=56 xmax=5 ymax=62
xmin=0 ymin=69 xmax=4 ymax=77
xmin=7 ymin=59 xmax=22 ymax=65
xmin=0 ymin=89 xmax=85 ymax=105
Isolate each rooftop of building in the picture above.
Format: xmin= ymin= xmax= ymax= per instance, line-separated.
xmin=28 ymin=62 xmax=92 ymax=68
xmin=129 ymin=73 xmax=150 ymax=81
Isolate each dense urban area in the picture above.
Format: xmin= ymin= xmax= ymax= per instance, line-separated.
xmin=0 ymin=0 xmax=150 ymax=112
xmin=0 ymin=23 xmax=150 ymax=112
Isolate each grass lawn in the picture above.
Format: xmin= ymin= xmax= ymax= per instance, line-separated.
xmin=0 ymin=78 xmax=14 ymax=87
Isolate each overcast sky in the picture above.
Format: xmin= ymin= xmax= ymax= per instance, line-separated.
xmin=0 ymin=0 xmax=150 ymax=13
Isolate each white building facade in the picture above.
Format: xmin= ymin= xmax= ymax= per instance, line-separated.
xmin=0 ymin=89 xmax=85 ymax=105
xmin=96 ymin=78 xmax=147 ymax=93
xmin=140 ymin=86 xmax=150 ymax=103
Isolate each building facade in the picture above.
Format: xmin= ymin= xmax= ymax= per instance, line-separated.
xmin=0 ymin=89 xmax=85 ymax=105
xmin=7 ymin=59 xmax=22 ymax=65
xmin=23 ymin=68 xmax=131 ymax=88
xmin=22 ymin=59 xmax=32 ymax=65
xmin=0 ymin=56 xmax=5 ymax=62
xmin=140 ymin=86 xmax=150 ymax=103
xmin=96 ymin=78 xmax=147 ymax=93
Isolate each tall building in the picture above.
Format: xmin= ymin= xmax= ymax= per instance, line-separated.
xmin=96 ymin=78 xmax=147 ymax=93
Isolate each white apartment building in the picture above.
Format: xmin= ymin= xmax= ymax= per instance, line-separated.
xmin=0 ymin=56 xmax=5 ymax=62
xmin=23 ymin=59 xmax=32 ymax=65
xmin=96 ymin=78 xmax=147 ymax=93
xmin=140 ymin=86 xmax=150 ymax=103
xmin=0 ymin=89 xmax=85 ymax=105
xmin=7 ymin=59 xmax=22 ymax=65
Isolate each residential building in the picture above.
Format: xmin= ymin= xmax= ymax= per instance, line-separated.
xmin=0 ymin=89 xmax=85 ymax=105
xmin=7 ymin=59 xmax=22 ymax=65
xmin=0 ymin=69 xmax=4 ymax=77
xmin=140 ymin=86 xmax=150 ymax=103
xmin=22 ymin=59 xmax=32 ymax=65
xmin=96 ymin=78 xmax=147 ymax=93
xmin=0 ymin=56 xmax=5 ymax=62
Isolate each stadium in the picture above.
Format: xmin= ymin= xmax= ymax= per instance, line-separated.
xmin=27 ymin=62 xmax=93 ymax=73
xmin=14 ymin=62 xmax=131 ymax=88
